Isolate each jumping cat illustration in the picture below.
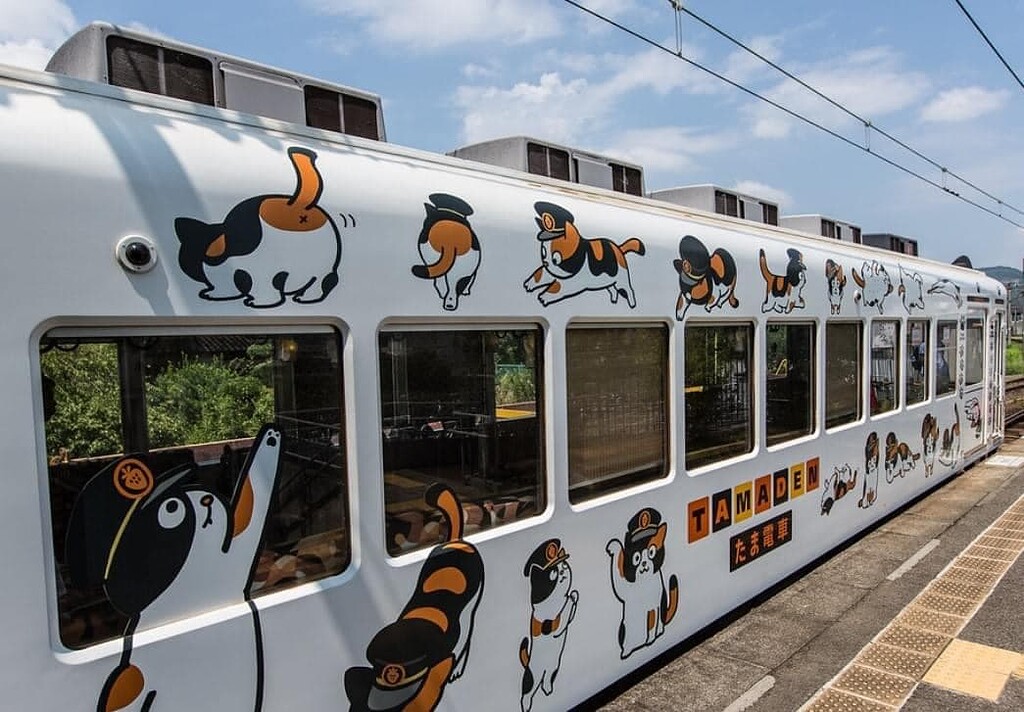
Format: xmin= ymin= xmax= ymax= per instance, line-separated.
xmin=852 ymin=260 xmax=893 ymax=314
xmin=939 ymin=404 xmax=962 ymax=466
xmin=519 ymin=539 xmax=578 ymax=712
xmin=928 ymin=279 xmax=963 ymax=308
xmin=66 ymin=425 xmax=283 ymax=712
xmin=898 ymin=266 xmax=925 ymax=313
xmin=825 ymin=259 xmax=847 ymax=315
xmin=605 ymin=508 xmax=679 ymax=659
xmin=858 ymin=432 xmax=880 ymax=509
xmin=820 ymin=464 xmax=857 ymax=515
xmin=759 ymin=248 xmax=806 ymax=313
xmin=921 ymin=414 xmax=938 ymax=476
xmin=176 ymin=147 xmax=341 ymax=308
xmin=884 ymin=432 xmax=921 ymax=483
xmin=524 ymin=202 xmax=645 ymax=307
xmin=412 ymin=193 xmax=481 ymax=311
xmin=345 ymin=484 xmax=484 ymax=712
xmin=672 ymin=235 xmax=739 ymax=319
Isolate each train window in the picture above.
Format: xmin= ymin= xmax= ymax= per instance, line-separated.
xmin=766 ymin=323 xmax=815 ymax=446
xmin=906 ymin=320 xmax=929 ymax=405
xmin=965 ymin=316 xmax=985 ymax=387
xmin=870 ymin=321 xmax=901 ymax=415
xmin=936 ymin=320 xmax=958 ymax=396
xmin=40 ymin=328 xmax=348 ymax=649
xmin=825 ymin=323 xmax=862 ymax=429
xmin=566 ymin=325 xmax=668 ymax=501
xmin=379 ymin=328 xmax=543 ymax=554
xmin=685 ymin=323 xmax=753 ymax=469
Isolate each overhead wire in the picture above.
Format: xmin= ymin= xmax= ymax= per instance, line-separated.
xmin=953 ymin=0 xmax=1024 ymax=92
xmin=560 ymin=0 xmax=1024 ymax=230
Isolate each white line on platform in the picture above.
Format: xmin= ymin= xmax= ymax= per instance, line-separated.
xmin=722 ymin=675 xmax=775 ymax=712
xmin=886 ymin=538 xmax=941 ymax=581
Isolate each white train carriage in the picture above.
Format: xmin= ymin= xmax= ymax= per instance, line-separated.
xmin=0 ymin=23 xmax=1007 ymax=712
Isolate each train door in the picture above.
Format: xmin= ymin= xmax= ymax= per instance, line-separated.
xmin=990 ymin=310 xmax=1005 ymax=441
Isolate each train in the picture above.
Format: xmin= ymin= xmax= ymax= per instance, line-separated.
xmin=1 ymin=21 xmax=1007 ymax=712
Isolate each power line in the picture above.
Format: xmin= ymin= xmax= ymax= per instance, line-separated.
xmin=953 ymin=0 xmax=1024 ymax=92
xmin=560 ymin=0 xmax=1024 ymax=230
xmin=676 ymin=3 xmax=1024 ymax=220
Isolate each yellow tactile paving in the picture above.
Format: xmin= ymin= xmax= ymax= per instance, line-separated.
xmin=922 ymin=639 xmax=1024 ymax=701
xmin=1014 ymin=657 xmax=1024 ymax=679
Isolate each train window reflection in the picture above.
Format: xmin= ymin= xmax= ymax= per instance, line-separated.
xmin=906 ymin=320 xmax=929 ymax=405
xmin=685 ymin=323 xmax=753 ymax=469
xmin=766 ymin=323 xmax=815 ymax=446
xmin=965 ymin=316 xmax=984 ymax=387
xmin=936 ymin=320 xmax=958 ymax=396
xmin=566 ymin=325 xmax=668 ymax=501
xmin=379 ymin=328 xmax=543 ymax=555
xmin=826 ymin=323 xmax=862 ymax=429
xmin=40 ymin=329 xmax=348 ymax=649
xmin=871 ymin=321 xmax=901 ymax=415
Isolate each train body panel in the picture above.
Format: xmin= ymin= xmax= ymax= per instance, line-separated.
xmin=0 ymin=64 xmax=1006 ymax=711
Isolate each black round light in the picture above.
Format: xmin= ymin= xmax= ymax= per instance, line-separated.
xmin=124 ymin=241 xmax=153 ymax=267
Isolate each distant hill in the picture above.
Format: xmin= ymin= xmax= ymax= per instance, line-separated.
xmin=980 ymin=266 xmax=1023 ymax=284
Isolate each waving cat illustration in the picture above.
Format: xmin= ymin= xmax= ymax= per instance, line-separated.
xmin=519 ymin=539 xmax=578 ymax=712
xmin=673 ymin=235 xmax=739 ymax=320
xmin=345 ymin=484 xmax=484 ymax=712
xmin=524 ymin=202 xmax=645 ymax=307
xmin=176 ymin=147 xmax=341 ymax=308
xmin=412 ymin=194 xmax=481 ymax=311
xmin=759 ymin=248 xmax=806 ymax=313
xmin=66 ymin=425 xmax=283 ymax=712
xmin=605 ymin=508 xmax=679 ymax=659
xmin=858 ymin=432 xmax=880 ymax=509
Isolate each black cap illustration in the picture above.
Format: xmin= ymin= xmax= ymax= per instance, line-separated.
xmin=523 ymin=538 xmax=570 ymax=576
xmin=534 ymin=202 xmax=575 ymax=241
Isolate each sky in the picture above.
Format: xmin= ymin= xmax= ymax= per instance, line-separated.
xmin=5 ymin=0 xmax=1024 ymax=270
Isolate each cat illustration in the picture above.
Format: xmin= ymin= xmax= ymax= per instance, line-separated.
xmin=66 ymin=425 xmax=283 ymax=711
xmin=852 ymin=260 xmax=893 ymax=314
xmin=921 ymin=414 xmax=938 ymax=476
xmin=345 ymin=484 xmax=484 ymax=712
xmin=524 ymin=202 xmax=645 ymax=307
xmin=825 ymin=259 xmax=847 ymax=315
xmin=858 ymin=432 xmax=880 ymax=509
xmin=519 ymin=539 xmax=578 ymax=712
xmin=964 ymin=397 xmax=983 ymax=438
xmin=176 ymin=147 xmax=341 ymax=308
xmin=928 ymin=279 xmax=963 ymax=308
xmin=412 ymin=193 xmax=481 ymax=311
xmin=939 ymin=404 xmax=962 ymax=466
xmin=898 ymin=266 xmax=925 ymax=313
xmin=884 ymin=432 xmax=920 ymax=483
xmin=820 ymin=464 xmax=857 ymax=515
xmin=759 ymin=248 xmax=806 ymax=313
xmin=672 ymin=235 xmax=739 ymax=320
xmin=605 ymin=508 xmax=679 ymax=659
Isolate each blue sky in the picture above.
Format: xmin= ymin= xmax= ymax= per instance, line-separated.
xmin=5 ymin=0 xmax=1024 ymax=269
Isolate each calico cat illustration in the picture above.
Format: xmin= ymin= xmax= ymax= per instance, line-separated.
xmin=820 ymin=464 xmax=857 ymax=515
xmin=65 ymin=425 xmax=283 ymax=712
xmin=964 ymin=397 xmax=983 ymax=438
xmin=921 ymin=414 xmax=939 ymax=477
xmin=852 ymin=260 xmax=893 ymax=314
xmin=176 ymin=147 xmax=342 ymax=308
xmin=345 ymin=484 xmax=484 ymax=712
xmin=939 ymin=404 xmax=961 ymax=466
xmin=898 ymin=266 xmax=925 ymax=313
xmin=884 ymin=432 xmax=920 ymax=483
xmin=825 ymin=259 xmax=847 ymax=315
xmin=605 ymin=508 xmax=679 ymax=660
xmin=524 ymin=202 xmax=645 ymax=307
xmin=519 ymin=539 xmax=578 ymax=712
xmin=759 ymin=248 xmax=806 ymax=313
xmin=858 ymin=432 xmax=880 ymax=509
xmin=412 ymin=194 xmax=481 ymax=311
xmin=672 ymin=235 xmax=739 ymax=320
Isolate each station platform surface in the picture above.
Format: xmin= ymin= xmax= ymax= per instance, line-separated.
xmin=591 ymin=424 xmax=1024 ymax=711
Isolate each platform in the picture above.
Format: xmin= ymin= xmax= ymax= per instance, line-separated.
xmin=591 ymin=425 xmax=1024 ymax=711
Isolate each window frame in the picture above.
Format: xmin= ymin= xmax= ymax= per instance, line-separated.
xmin=935 ymin=319 xmax=958 ymax=398
xmin=869 ymin=319 xmax=901 ymax=417
xmin=765 ymin=321 xmax=817 ymax=448
xmin=906 ymin=319 xmax=930 ymax=407
xmin=824 ymin=321 xmax=864 ymax=431
xmin=964 ymin=313 xmax=985 ymax=388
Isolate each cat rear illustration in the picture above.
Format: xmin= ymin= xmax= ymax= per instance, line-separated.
xmin=412 ymin=193 xmax=481 ymax=311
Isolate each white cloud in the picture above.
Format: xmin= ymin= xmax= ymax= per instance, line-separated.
xmin=603 ymin=126 xmax=736 ymax=173
xmin=920 ymin=86 xmax=1009 ymax=123
xmin=0 ymin=0 xmax=75 ymax=69
xmin=307 ymin=0 xmax=561 ymax=51
xmin=733 ymin=180 xmax=792 ymax=208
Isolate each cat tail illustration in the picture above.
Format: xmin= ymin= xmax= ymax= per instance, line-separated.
xmin=426 ymin=482 xmax=464 ymax=541
xmin=618 ymin=237 xmax=646 ymax=256
xmin=412 ymin=246 xmax=457 ymax=279
xmin=758 ymin=249 xmax=771 ymax=282
xmin=285 ymin=147 xmax=324 ymax=210
xmin=852 ymin=268 xmax=865 ymax=288
xmin=661 ymin=574 xmax=680 ymax=625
